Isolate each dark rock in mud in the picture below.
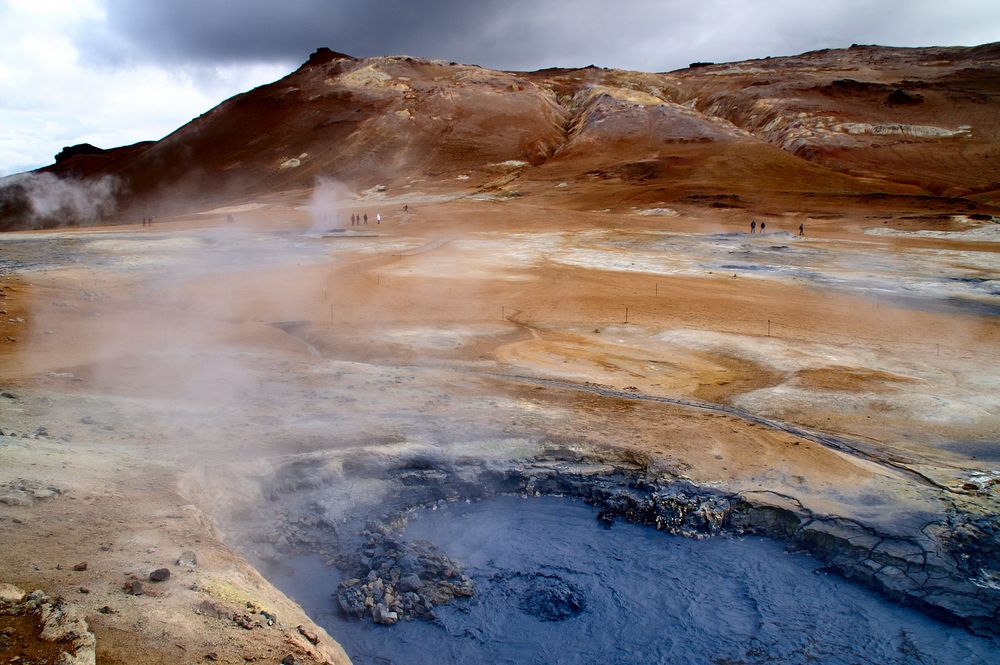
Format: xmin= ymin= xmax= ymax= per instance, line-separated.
xmin=336 ymin=524 xmax=472 ymax=624
xmin=515 ymin=573 xmax=586 ymax=621
xmin=398 ymin=574 xmax=421 ymax=592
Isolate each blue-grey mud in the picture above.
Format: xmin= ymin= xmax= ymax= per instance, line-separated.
xmin=266 ymin=496 xmax=998 ymax=665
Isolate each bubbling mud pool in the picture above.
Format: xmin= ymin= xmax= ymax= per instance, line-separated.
xmin=266 ymin=496 xmax=998 ymax=665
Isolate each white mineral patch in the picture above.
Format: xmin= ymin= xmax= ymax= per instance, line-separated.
xmin=551 ymin=247 xmax=695 ymax=276
xmin=832 ymin=123 xmax=970 ymax=138
xmin=865 ymin=225 xmax=1000 ymax=241
xmin=339 ymin=63 xmax=411 ymax=90
xmin=493 ymin=160 xmax=529 ymax=169
xmin=379 ymin=323 xmax=511 ymax=350
xmin=637 ymin=208 xmax=679 ymax=217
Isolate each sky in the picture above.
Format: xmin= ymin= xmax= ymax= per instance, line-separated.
xmin=1 ymin=0 xmax=998 ymax=176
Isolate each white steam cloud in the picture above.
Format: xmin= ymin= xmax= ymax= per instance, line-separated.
xmin=306 ymin=177 xmax=353 ymax=232
xmin=0 ymin=172 xmax=121 ymax=227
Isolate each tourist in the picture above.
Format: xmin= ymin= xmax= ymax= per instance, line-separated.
xmin=799 ymin=223 xmax=805 ymax=236
xmin=376 ymin=213 xmax=381 ymax=224
xmin=750 ymin=220 xmax=756 ymax=234
xmin=760 ymin=221 xmax=766 ymax=234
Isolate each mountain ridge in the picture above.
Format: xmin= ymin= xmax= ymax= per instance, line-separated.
xmin=2 ymin=42 xmax=998 ymax=229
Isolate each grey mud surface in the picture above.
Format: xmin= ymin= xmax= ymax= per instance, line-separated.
xmin=234 ymin=446 xmax=1000 ymax=664
xmin=268 ymin=496 xmax=998 ymax=665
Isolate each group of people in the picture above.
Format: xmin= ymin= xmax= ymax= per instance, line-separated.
xmin=749 ymin=219 xmax=805 ymax=236
xmin=348 ymin=205 xmax=411 ymax=227
xmin=350 ymin=212 xmax=382 ymax=226
xmin=140 ymin=216 xmax=154 ymax=227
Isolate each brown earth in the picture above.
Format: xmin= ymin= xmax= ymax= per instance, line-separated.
xmin=1 ymin=43 xmax=1000 ymax=664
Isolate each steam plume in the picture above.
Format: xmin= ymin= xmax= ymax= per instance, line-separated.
xmin=306 ymin=177 xmax=353 ymax=232
xmin=0 ymin=172 xmax=121 ymax=228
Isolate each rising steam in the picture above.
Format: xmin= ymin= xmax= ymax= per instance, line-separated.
xmin=306 ymin=177 xmax=353 ymax=232
xmin=0 ymin=172 xmax=121 ymax=228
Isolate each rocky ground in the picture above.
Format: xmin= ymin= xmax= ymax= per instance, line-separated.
xmin=0 ymin=185 xmax=999 ymax=662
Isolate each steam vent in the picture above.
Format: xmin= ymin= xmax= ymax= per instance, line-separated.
xmin=1 ymin=7 xmax=1000 ymax=664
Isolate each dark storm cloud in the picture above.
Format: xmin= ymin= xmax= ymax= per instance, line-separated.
xmin=81 ymin=0 xmax=1000 ymax=73
xmin=84 ymin=0 xmax=520 ymax=68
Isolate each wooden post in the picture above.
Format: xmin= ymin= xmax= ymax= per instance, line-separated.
xmin=767 ymin=319 xmax=771 ymax=337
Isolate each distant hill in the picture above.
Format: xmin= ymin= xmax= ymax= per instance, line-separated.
xmin=2 ymin=42 xmax=998 ymax=230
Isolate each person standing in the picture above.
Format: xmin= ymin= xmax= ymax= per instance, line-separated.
xmin=799 ymin=223 xmax=805 ymax=236
xmin=376 ymin=212 xmax=381 ymax=225
xmin=760 ymin=221 xmax=766 ymax=234
xmin=363 ymin=213 xmax=368 ymax=225
xmin=750 ymin=220 xmax=756 ymax=234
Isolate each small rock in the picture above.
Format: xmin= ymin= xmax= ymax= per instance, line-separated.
xmin=233 ymin=614 xmax=258 ymax=630
xmin=124 ymin=580 xmax=144 ymax=595
xmin=205 ymin=653 xmax=219 ymax=662
xmin=297 ymin=625 xmax=319 ymax=644
xmin=98 ymin=605 xmax=117 ymax=614
xmin=963 ymin=482 xmax=980 ymax=491
xmin=260 ymin=610 xmax=277 ymax=624
xmin=149 ymin=568 xmax=171 ymax=582
xmin=281 ymin=655 xmax=300 ymax=665
xmin=73 ymin=561 xmax=88 ymax=571
xmin=373 ymin=602 xmax=398 ymax=625
xmin=398 ymin=574 xmax=422 ymax=592
xmin=0 ymin=583 xmax=25 ymax=603
xmin=80 ymin=416 xmax=95 ymax=425
xmin=0 ymin=492 xmax=33 ymax=507
xmin=0 ymin=391 xmax=15 ymax=399
xmin=79 ymin=587 xmax=90 ymax=594
xmin=176 ymin=550 xmax=198 ymax=567
xmin=196 ymin=599 xmax=232 ymax=620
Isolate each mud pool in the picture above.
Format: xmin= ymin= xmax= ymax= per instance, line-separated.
xmin=266 ymin=496 xmax=998 ymax=665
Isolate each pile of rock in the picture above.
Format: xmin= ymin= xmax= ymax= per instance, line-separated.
xmin=0 ymin=583 xmax=96 ymax=665
xmin=336 ymin=523 xmax=473 ymax=624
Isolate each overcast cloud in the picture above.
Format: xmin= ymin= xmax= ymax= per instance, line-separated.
xmin=1 ymin=0 xmax=998 ymax=176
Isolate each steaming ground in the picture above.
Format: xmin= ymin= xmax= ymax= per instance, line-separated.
xmin=1 ymin=195 xmax=999 ymax=663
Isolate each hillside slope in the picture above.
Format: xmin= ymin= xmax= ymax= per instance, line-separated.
xmin=2 ymin=43 xmax=998 ymax=229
